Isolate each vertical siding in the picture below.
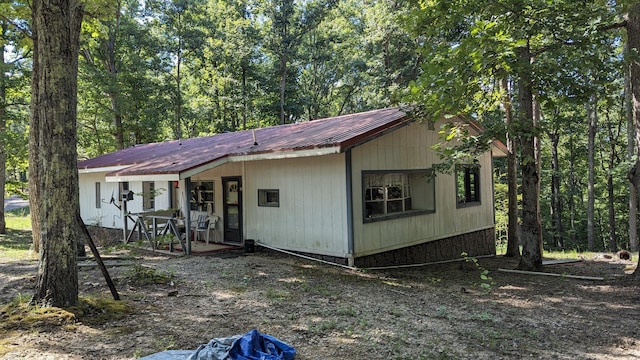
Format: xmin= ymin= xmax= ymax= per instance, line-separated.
xmin=79 ymin=173 xmax=174 ymax=229
xmin=351 ymin=121 xmax=496 ymax=257
xmin=79 ymin=172 xmax=123 ymax=228
xmin=244 ymin=154 xmax=349 ymax=257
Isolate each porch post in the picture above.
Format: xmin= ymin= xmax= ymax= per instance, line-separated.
xmin=185 ymin=177 xmax=192 ymax=254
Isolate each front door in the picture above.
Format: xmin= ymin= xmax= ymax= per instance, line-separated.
xmin=222 ymin=177 xmax=242 ymax=243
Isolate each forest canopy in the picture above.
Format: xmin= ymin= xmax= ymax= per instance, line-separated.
xmin=1 ymin=0 xmax=639 ymax=256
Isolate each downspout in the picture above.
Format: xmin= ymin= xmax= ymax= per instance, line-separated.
xmin=185 ymin=177 xmax=192 ymax=254
xmin=345 ymin=149 xmax=355 ymax=267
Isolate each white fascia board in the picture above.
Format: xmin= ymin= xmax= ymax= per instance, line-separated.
xmin=105 ymin=173 xmax=180 ymax=183
xmin=179 ymin=157 xmax=230 ymax=179
xmin=228 ymin=146 xmax=341 ymax=162
xmin=78 ymin=166 xmax=128 ymax=174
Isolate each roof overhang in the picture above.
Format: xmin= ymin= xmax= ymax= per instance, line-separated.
xmin=79 ymin=165 xmax=129 ymax=174
xmin=105 ymin=173 xmax=180 ymax=183
xmin=101 ymin=147 xmax=343 ymax=182
xmin=490 ymin=140 xmax=508 ymax=157
xmin=227 ymin=146 xmax=341 ymax=163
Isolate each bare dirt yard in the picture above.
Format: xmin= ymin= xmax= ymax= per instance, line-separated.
xmin=1 ymin=230 xmax=639 ymax=359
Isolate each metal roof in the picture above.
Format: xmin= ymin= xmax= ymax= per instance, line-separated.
xmin=77 ymin=107 xmax=410 ymax=179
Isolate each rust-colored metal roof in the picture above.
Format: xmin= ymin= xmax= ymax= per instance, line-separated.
xmin=77 ymin=107 xmax=410 ymax=178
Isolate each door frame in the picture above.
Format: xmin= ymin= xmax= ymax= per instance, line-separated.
xmin=222 ymin=176 xmax=242 ymax=243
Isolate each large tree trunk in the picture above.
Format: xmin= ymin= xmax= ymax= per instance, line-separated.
xmin=625 ymin=41 xmax=638 ymax=253
xmin=516 ymin=46 xmax=543 ymax=271
xmin=31 ymin=0 xmax=84 ymax=307
xmin=29 ymin=1 xmax=42 ymax=254
xmin=0 ymin=23 xmax=7 ymax=234
xmin=627 ymin=2 xmax=640 ymax=277
xmin=587 ymin=100 xmax=597 ymax=251
xmin=501 ymin=78 xmax=520 ymax=257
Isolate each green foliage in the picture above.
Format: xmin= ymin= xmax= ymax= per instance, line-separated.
xmin=123 ymin=264 xmax=174 ymax=286
xmin=461 ymin=252 xmax=494 ymax=292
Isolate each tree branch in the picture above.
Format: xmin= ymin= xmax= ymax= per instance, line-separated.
xmin=0 ymin=14 xmax=33 ymax=39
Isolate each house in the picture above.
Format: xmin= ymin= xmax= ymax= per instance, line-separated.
xmin=77 ymin=107 xmax=506 ymax=267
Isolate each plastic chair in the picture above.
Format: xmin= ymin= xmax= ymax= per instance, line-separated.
xmin=195 ymin=215 xmax=219 ymax=244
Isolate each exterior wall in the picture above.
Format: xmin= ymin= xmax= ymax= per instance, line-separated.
xmin=350 ymin=121 xmax=496 ymax=258
xmin=243 ymin=154 xmax=349 ymax=257
xmin=79 ymin=172 xmax=173 ymax=229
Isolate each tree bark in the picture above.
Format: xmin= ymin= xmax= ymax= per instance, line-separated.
xmin=626 ymin=41 xmax=638 ymax=253
xmin=29 ymin=0 xmax=42 ymax=254
xmin=516 ymin=45 xmax=543 ymax=271
xmin=587 ymin=100 xmax=597 ymax=251
xmin=501 ymin=77 xmax=520 ymax=257
xmin=626 ymin=2 xmax=640 ymax=277
xmin=31 ymin=0 xmax=84 ymax=307
xmin=0 ymin=22 xmax=7 ymax=234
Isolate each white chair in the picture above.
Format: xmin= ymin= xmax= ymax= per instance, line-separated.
xmin=195 ymin=215 xmax=219 ymax=244
xmin=191 ymin=214 xmax=207 ymax=242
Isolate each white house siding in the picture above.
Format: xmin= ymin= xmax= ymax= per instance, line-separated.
xmin=79 ymin=172 xmax=173 ymax=229
xmin=243 ymin=154 xmax=349 ymax=257
xmin=351 ymin=121 xmax=496 ymax=257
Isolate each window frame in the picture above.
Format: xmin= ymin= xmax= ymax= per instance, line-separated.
xmin=95 ymin=182 xmax=101 ymax=209
xmin=119 ymin=181 xmax=129 ymax=201
xmin=142 ymin=181 xmax=155 ymax=211
xmin=190 ymin=181 xmax=215 ymax=211
xmin=258 ymin=189 xmax=280 ymax=207
xmin=362 ymin=169 xmax=435 ymax=223
xmin=455 ymin=164 xmax=481 ymax=208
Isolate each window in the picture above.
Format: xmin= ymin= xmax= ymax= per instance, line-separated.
xmin=363 ymin=170 xmax=435 ymax=222
xmin=142 ymin=181 xmax=155 ymax=210
xmin=119 ymin=182 xmax=132 ymax=201
xmin=258 ymin=189 xmax=280 ymax=207
xmin=95 ymin=182 xmax=101 ymax=209
xmin=190 ymin=181 xmax=214 ymax=211
xmin=456 ymin=164 xmax=480 ymax=207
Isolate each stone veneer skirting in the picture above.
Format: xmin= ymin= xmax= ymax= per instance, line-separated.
xmin=259 ymin=228 xmax=496 ymax=268
xmin=353 ymin=228 xmax=496 ymax=268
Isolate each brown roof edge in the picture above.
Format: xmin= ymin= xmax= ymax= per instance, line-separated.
xmin=445 ymin=114 xmax=508 ymax=158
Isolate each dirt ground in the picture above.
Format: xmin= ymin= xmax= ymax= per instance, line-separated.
xmin=1 ymin=238 xmax=639 ymax=360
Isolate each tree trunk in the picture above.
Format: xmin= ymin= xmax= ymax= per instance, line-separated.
xmin=0 ymin=23 xmax=7 ymax=234
xmin=569 ymin=133 xmax=577 ymax=245
xmin=501 ymin=77 xmax=520 ymax=257
xmin=587 ymin=100 xmax=597 ymax=251
xmin=31 ymin=0 xmax=84 ymax=307
xmin=607 ymin=157 xmax=617 ymax=252
xmin=279 ymin=51 xmax=288 ymax=125
xmin=605 ymin=113 xmax=619 ymax=253
xmin=533 ymin=97 xmax=543 ymax=255
xmin=106 ymin=0 xmax=124 ymax=149
xmin=516 ymin=45 xmax=542 ymax=271
xmin=626 ymin=41 xmax=638 ymax=252
xmin=175 ymin=11 xmax=183 ymax=140
xmin=550 ymin=128 xmax=563 ymax=249
xmin=29 ymin=1 xmax=42 ymax=254
xmin=626 ymin=2 xmax=640 ymax=277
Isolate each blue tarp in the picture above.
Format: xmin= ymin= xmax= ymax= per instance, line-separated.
xmin=140 ymin=329 xmax=296 ymax=360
